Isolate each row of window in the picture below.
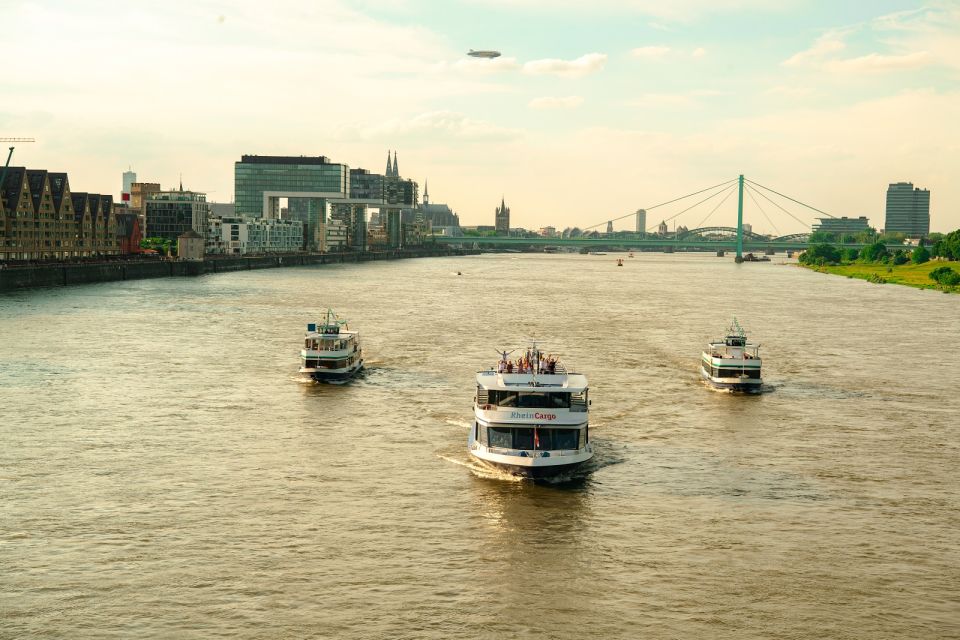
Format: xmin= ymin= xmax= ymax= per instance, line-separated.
xmin=477 ymin=425 xmax=586 ymax=451
xmin=705 ymin=367 xmax=761 ymax=379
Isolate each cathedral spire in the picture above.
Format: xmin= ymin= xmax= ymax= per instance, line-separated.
xmin=385 ymin=150 xmax=392 ymax=176
xmin=392 ymin=151 xmax=399 ymax=177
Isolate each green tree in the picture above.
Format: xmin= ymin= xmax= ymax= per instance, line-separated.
xmin=860 ymin=241 xmax=888 ymax=263
xmin=891 ymin=251 xmax=909 ymax=266
xmin=840 ymin=247 xmax=859 ymax=262
xmin=809 ymin=230 xmax=836 ymax=244
xmin=911 ymin=245 xmax=930 ymax=264
xmin=800 ymin=243 xmax=841 ymax=265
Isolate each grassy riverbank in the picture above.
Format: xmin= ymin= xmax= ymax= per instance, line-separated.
xmin=800 ymin=260 xmax=960 ymax=293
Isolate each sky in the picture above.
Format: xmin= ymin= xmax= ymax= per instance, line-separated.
xmin=4 ymin=0 xmax=960 ymax=233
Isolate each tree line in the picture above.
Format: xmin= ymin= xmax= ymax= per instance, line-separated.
xmin=799 ymin=229 xmax=960 ymax=286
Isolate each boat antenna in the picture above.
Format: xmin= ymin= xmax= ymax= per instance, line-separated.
xmin=731 ymin=317 xmax=745 ymax=337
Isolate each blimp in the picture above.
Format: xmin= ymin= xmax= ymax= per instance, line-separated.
xmin=468 ymin=49 xmax=501 ymax=59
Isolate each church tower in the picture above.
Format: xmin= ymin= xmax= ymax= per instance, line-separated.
xmin=495 ymin=196 xmax=510 ymax=235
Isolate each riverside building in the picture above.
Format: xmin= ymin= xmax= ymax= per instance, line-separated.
xmin=884 ymin=182 xmax=930 ymax=237
xmin=1 ymin=166 xmax=117 ymax=260
xmin=206 ymin=215 xmax=305 ymax=255
xmin=812 ymin=216 xmax=871 ymax=236
xmin=144 ymin=187 xmax=209 ymax=243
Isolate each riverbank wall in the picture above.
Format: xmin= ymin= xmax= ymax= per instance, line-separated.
xmin=0 ymin=247 xmax=472 ymax=293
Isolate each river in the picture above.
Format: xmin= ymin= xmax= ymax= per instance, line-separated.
xmin=1 ymin=253 xmax=957 ymax=639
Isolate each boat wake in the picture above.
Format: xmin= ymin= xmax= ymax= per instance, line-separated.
xmin=437 ymin=453 xmax=527 ymax=482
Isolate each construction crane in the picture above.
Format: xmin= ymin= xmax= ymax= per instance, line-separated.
xmin=0 ymin=138 xmax=36 ymax=211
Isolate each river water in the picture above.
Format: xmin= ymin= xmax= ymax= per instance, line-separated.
xmin=1 ymin=253 xmax=958 ymax=639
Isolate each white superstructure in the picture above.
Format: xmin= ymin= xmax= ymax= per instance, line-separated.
xmin=468 ymin=345 xmax=592 ymax=479
xmin=700 ymin=319 xmax=763 ymax=393
xmin=298 ymin=310 xmax=364 ymax=384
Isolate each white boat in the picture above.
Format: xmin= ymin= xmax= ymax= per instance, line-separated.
xmin=468 ymin=344 xmax=592 ymax=479
xmin=700 ymin=319 xmax=763 ymax=393
xmin=298 ymin=309 xmax=364 ymax=384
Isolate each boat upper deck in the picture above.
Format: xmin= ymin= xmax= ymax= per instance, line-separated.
xmin=476 ymin=370 xmax=588 ymax=392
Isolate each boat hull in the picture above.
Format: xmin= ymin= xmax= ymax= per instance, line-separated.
xmin=475 ymin=456 xmax=588 ymax=479
xmin=300 ymin=361 xmax=364 ymax=384
xmin=700 ymin=365 xmax=762 ymax=393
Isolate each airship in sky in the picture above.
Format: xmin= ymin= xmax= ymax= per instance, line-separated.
xmin=467 ymin=49 xmax=501 ymax=59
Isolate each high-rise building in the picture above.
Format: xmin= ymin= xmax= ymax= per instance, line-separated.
xmin=495 ymin=197 xmax=510 ymax=234
xmin=606 ymin=220 xmax=614 ymax=234
xmin=635 ymin=209 xmax=646 ymax=235
xmin=884 ymin=182 xmax=930 ymax=236
xmin=121 ymin=168 xmax=136 ymax=203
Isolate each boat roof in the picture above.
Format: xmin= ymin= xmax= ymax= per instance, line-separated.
xmin=476 ymin=370 xmax=588 ymax=392
xmin=306 ymin=328 xmax=359 ymax=338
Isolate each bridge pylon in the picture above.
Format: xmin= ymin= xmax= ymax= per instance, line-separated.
xmin=735 ymin=174 xmax=744 ymax=263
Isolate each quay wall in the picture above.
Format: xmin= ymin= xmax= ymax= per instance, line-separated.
xmin=0 ymin=247 xmax=469 ymax=293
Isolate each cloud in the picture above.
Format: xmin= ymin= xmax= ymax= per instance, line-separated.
xmin=453 ymin=56 xmax=521 ymax=74
xmin=764 ymin=85 xmax=814 ymax=97
xmin=528 ymin=96 xmax=584 ymax=110
xmin=691 ymin=47 xmax=707 ymax=58
xmin=823 ymin=51 xmax=931 ymax=73
xmin=340 ymin=110 xmax=523 ymax=142
xmin=522 ymin=53 xmax=607 ymax=77
xmin=627 ymin=89 xmax=724 ymax=108
xmin=631 ymin=46 xmax=671 ymax=58
xmin=783 ymin=31 xmax=848 ymax=67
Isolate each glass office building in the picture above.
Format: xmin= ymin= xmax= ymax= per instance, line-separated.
xmin=235 ymin=155 xmax=349 ymax=249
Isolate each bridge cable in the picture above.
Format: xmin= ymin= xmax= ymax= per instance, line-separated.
xmin=581 ymin=178 xmax=738 ymax=231
xmin=692 ymin=183 xmax=738 ymax=230
xmin=746 ymin=183 xmax=814 ymax=231
xmin=655 ymin=181 xmax=742 ymax=231
xmin=745 ymin=179 xmax=836 ymax=219
xmin=743 ymin=184 xmax=780 ymax=236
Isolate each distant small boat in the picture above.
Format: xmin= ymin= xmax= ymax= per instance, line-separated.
xmin=616 ymin=258 xmax=624 ymax=266
xmin=588 ymin=251 xmax=607 ymax=256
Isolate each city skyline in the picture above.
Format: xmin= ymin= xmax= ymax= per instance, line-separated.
xmin=4 ymin=1 xmax=959 ymax=232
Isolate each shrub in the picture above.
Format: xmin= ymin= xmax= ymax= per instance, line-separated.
xmin=892 ymin=252 xmax=909 ymax=266
xmin=911 ymin=245 xmax=930 ymax=264
xmin=929 ymin=266 xmax=960 ymax=286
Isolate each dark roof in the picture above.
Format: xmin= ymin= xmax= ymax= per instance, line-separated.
xmin=71 ymin=192 xmax=89 ymax=222
xmin=1 ymin=167 xmax=27 ymax=214
xmin=26 ymin=169 xmax=48 ymax=214
xmin=48 ymin=172 xmax=69 ymax=213
xmin=240 ymin=155 xmax=332 ymax=165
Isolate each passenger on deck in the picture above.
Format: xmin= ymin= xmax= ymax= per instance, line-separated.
xmin=506 ymin=361 xmax=513 ymax=373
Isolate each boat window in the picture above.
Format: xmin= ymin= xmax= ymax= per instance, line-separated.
xmin=488 ymin=391 xmax=570 ymax=408
xmin=479 ymin=424 xmax=489 ymax=446
xmin=513 ymin=428 xmax=534 ymax=450
xmin=540 ymin=429 xmax=580 ymax=450
xmin=713 ymin=368 xmax=761 ymax=379
xmin=488 ymin=427 xmax=513 ymax=449
xmin=579 ymin=428 xmax=587 ymax=448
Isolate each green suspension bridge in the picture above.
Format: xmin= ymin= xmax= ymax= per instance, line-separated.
xmin=433 ymin=175 xmax=865 ymax=260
